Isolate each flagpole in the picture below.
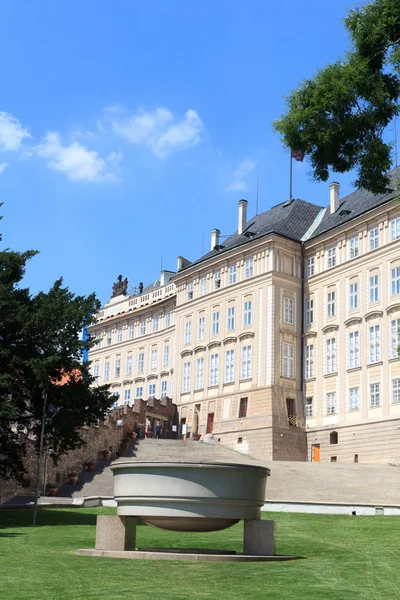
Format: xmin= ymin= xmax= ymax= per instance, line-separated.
xmin=289 ymin=151 xmax=293 ymax=201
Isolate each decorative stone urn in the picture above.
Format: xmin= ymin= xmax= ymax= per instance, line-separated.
xmin=110 ymin=460 xmax=269 ymax=532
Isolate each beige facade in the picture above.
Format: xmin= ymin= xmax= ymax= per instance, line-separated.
xmin=88 ymin=179 xmax=400 ymax=464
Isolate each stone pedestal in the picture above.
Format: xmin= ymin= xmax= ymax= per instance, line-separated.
xmin=243 ymin=519 xmax=274 ymax=556
xmin=95 ymin=515 xmax=137 ymax=551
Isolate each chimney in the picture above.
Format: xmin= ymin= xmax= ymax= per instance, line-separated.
xmin=330 ymin=182 xmax=340 ymax=214
xmin=238 ymin=199 xmax=248 ymax=235
xmin=210 ymin=229 xmax=220 ymax=250
xmin=160 ymin=271 xmax=166 ymax=286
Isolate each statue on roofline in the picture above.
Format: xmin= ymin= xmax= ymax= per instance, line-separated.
xmin=112 ymin=274 xmax=128 ymax=297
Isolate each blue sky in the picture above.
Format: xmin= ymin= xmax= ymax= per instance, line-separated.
xmin=0 ymin=0 xmax=371 ymax=302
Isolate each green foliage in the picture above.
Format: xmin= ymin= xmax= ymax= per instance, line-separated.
xmin=0 ymin=210 xmax=113 ymax=480
xmin=274 ymin=0 xmax=400 ymax=193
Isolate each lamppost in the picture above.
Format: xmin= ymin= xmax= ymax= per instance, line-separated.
xmin=32 ymin=393 xmax=57 ymax=527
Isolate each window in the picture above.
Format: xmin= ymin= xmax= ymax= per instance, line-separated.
xmin=198 ymin=316 xmax=205 ymax=340
xmin=140 ymin=320 xmax=146 ymax=336
xmin=153 ymin=315 xmax=159 ymax=332
xmin=135 ymin=386 xmax=143 ymax=399
xmin=106 ymin=331 xmax=112 ymax=346
xmin=283 ymin=297 xmax=294 ymax=324
xmin=306 ymin=257 xmax=315 ymax=277
xmin=349 ymin=387 xmax=359 ymax=411
xmin=212 ymin=311 xmax=220 ymax=335
xmin=305 ymin=344 xmax=314 ymax=379
xmin=369 ymin=325 xmax=381 ymax=363
xmin=185 ymin=321 xmax=192 ymax=344
xmin=104 ymin=361 xmax=110 ymax=381
xmin=148 ymin=383 xmax=156 ymax=399
xmin=282 ymin=342 xmax=294 ymax=378
xmin=370 ymin=383 xmax=380 ymax=407
xmin=327 ymin=247 xmax=336 ymax=268
xmin=326 ymin=338 xmax=336 ymax=373
xmin=225 ymin=349 xmax=235 ymax=383
xmin=187 ymin=282 xmax=194 ymax=301
xmin=241 ymin=345 xmax=252 ymax=379
xmin=327 ymin=291 xmax=336 ymax=318
xmin=161 ymin=380 xmax=167 ymax=398
xmin=349 ymin=236 xmax=359 ymax=259
xmin=94 ymin=334 xmax=101 ymax=349
xmin=183 ymin=362 xmax=191 ymax=393
xmin=117 ymin=328 xmax=123 ymax=343
xmin=369 ymin=227 xmax=379 ymax=250
xmin=195 ymin=357 xmax=204 ymax=389
xmin=209 ymin=354 xmax=219 ymax=386
xmin=349 ymin=282 xmax=359 ymax=310
xmin=137 ymin=352 xmax=144 ymax=373
xmin=243 ymin=300 xmax=252 ymax=326
xmin=227 ymin=306 xmax=235 ymax=331
xmin=326 ymin=392 xmax=337 ymax=415
xmin=391 ymin=217 xmax=400 ymax=241
xmin=214 ymin=271 xmax=221 ymax=290
xmin=165 ymin=311 xmax=171 ymax=328
xmin=115 ymin=358 xmax=121 ymax=378
xmin=229 ymin=265 xmax=237 ymax=285
xmin=151 ymin=349 xmax=157 ymax=369
xmin=245 ymin=258 xmax=254 ymax=278
xmin=305 ymin=298 xmax=314 ymax=326
xmin=93 ymin=363 xmax=99 ymax=383
xmin=163 ymin=345 xmax=169 ymax=366
xmin=200 ymin=277 xmax=207 ymax=296
xmin=330 ymin=456 xmax=337 ymax=463
xmin=126 ymin=355 xmax=132 ymax=376
xmin=239 ymin=397 xmax=248 ymax=418
xmin=330 ymin=431 xmax=338 ymax=445
xmin=348 ymin=331 xmax=360 ymax=369
xmin=305 ymin=397 xmax=313 ymax=417
xmin=392 ymin=379 xmax=400 ymax=403
xmin=391 ymin=318 xmax=400 ymax=359
xmin=128 ymin=324 xmax=135 ymax=339
xmin=369 ymin=274 xmax=379 ymax=303
xmin=392 ymin=267 xmax=400 ymax=296
xmin=124 ymin=389 xmax=131 ymax=406
xmin=112 ymin=391 xmax=119 ymax=408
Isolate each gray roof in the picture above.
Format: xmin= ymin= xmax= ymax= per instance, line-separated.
xmin=310 ymin=165 xmax=400 ymax=239
xmin=187 ymin=199 xmax=323 ymax=268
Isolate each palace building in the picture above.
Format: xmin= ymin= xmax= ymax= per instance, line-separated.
xmin=87 ymin=166 xmax=400 ymax=464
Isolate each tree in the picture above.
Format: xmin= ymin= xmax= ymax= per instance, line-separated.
xmin=0 ymin=211 xmax=112 ymax=480
xmin=273 ymin=0 xmax=400 ymax=193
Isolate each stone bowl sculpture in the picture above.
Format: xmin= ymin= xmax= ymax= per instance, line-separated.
xmin=110 ymin=460 xmax=269 ymax=532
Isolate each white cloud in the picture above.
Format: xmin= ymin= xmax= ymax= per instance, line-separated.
xmin=0 ymin=112 xmax=31 ymax=151
xmin=0 ymin=162 xmax=8 ymax=174
xmin=34 ymin=132 xmax=122 ymax=182
xmin=226 ymin=159 xmax=256 ymax=192
xmin=112 ymin=107 xmax=204 ymax=157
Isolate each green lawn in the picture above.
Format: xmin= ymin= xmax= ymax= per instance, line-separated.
xmin=0 ymin=508 xmax=399 ymax=600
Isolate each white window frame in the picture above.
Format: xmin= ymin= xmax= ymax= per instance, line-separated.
xmin=349 ymin=387 xmax=359 ymax=411
xmin=112 ymin=391 xmax=120 ymax=408
xmin=137 ymin=352 xmax=144 ymax=373
xmin=369 ymin=325 xmax=381 ymax=363
xmin=369 ymin=227 xmax=379 ymax=250
xmin=185 ymin=321 xmax=192 ymax=344
xmin=283 ymin=297 xmax=294 ymax=325
xmin=369 ymin=274 xmax=379 ymax=303
xmin=349 ymin=236 xmax=359 ymax=259
xmin=214 ymin=271 xmax=221 ymax=290
xmin=304 ymin=344 xmax=314 ymax=379
xmin=229 ymin=265 xmax=237 ymax=285
xmin=212 ymin=311 xmax=220 ymax=335
xmin=391 ymin=318 xmax=400 ymax=359
xmin=161 ymin=380 xmax=167 ymax=398
xmin=140 ymin=320 xmax=146 ymax=336
xmin=244 ymin=300 xmax=252 ymax=326
xmin=128 ymin=324 xmax=135 ymax=339
xmin=227 ymin=306 xmax=235 ymax=331
xmin=115 ymin=358 xmax=121 ymax=378
xmin=305 ymin=397 xmax=313 ymax=417
xmin=392 ymin=379 xmax=400 ymax=403
xmin=241 ymin=345 xmax=252 ymax=379
xmin=245 ymin=258 xmax=254 ymax=278
xmin=282 ymin=342 xmax=295 ymax=378
xmin=348 ymin=331 xmax=360 ymax=369
xmin=151 ymin=349 xmax=157 ymax=370
xmin=195 ymin=357 xmax=204 ymax=390
xmin=148 ymin=383 xmax=156 ymax=399
xmin=198 ymin=316 xmax=205 ymax=340
xmin=369 ymin=383 xmax=380 ymax=407
xmin=93 ymin=363 xmax=99 ymax=383
xmin=391 ymin=217 xmax=400 ymax=241
xmin=199 ymin=277 xmax=207 ymax=296
xmin=327 ymin=247 xmax=336 ymax=269
xmin=117 ymin=328 xmax=123 ymax=343
xmin=225 ymin=349 xmax=235 ymax=383
xmin=391 ymin=267 xmax=400 ymax=296
xmin=326 ymin=338 xmax=336 ymax=374
xmin=163 ymin=345 xmax=169 ymax=367
xmin=327 ymin=290 xmax=336 ymax=318
xmin=305 ymin=298 xmax=313 ymax=326
xmin=124 ymin=389 xmax=131 ymax=406
xmin=349 ymin=282 xmax=359 ymax=311
xmin=152 ymin=315 xmax=159 ymax=332
xmin=326 ymin=392 xmax=337 ymax=415
xmin=306 ymin=257 xmax=315 ymax=277
xmin=106 ymin=331 xmax=112 ymax=346
xmin=126 ymin=355 xmax=132 ymax=376
xmin=165 ymin=311 xmax=171 ymax=328
xmin=183 ymin=362 xmax=191 ymax=393
xmin=187 ymin=282 xmax=194 ymax=301
xmin=209 ymin=353 xmax=219 ymax=386
xmin=104 ymin=361 xmax=110 ymax=381
xmin=135 ymin=386 xmax=143 ymax=399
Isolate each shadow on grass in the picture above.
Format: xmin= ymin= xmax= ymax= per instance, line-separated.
xmin=0 ymin=532 xmax=23 ymax=537
xmin=0 ymin=509 xmax=149 ymax=530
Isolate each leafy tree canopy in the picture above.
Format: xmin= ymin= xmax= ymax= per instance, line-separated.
xmin=274 ymin=0 xmax=400 ymax=193
xmin=0 ymin=209 xmax=112 ymax=480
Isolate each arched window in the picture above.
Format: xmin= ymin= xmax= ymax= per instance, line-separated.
xmin=330 ymin=431 xmax=338 ymax=445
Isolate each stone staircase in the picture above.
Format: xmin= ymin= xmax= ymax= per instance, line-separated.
xmin=54 ymin=439 xmax=400 ymax=507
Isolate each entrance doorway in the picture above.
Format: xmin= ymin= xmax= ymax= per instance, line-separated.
xmin=180 ymin=418 xmax=186 ymax=440
xmin=207 ymin=413 xmax=214 ymax=434
xmin=311 ymin=444 xmax=320 ymax=462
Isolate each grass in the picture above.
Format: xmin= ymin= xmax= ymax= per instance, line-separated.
xmin=0 ymin=508 xmax=399 ymax=600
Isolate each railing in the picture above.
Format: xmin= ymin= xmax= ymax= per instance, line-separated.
xmin=288 ymin=415 xmax=305 ymax=428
